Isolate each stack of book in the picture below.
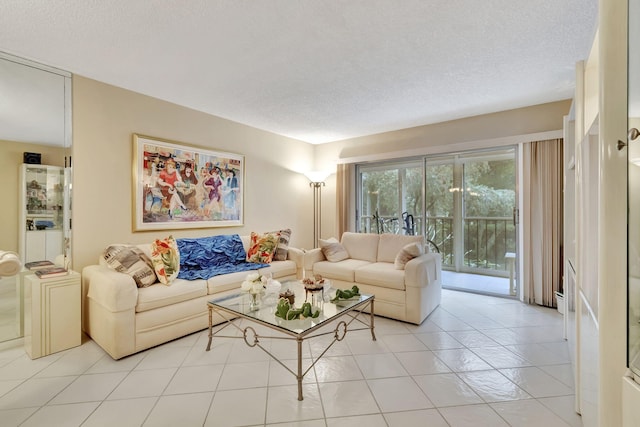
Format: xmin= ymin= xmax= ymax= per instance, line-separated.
xmin=34 ymin=267 xmax=68 ymax=279
xmin=25 ymin=260 xmax=68 ymax=279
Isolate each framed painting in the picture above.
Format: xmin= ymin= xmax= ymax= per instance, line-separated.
xmin=132 ymin=134 xmax=244 ymax=231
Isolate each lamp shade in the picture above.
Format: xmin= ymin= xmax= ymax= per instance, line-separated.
xmin=304 ymin=170 xmax=331 ymax=183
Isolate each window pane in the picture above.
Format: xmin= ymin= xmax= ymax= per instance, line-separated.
xmin=359 ymin=164 xmax=422 ymax=234
xmin=360 ymin=169 xmax=399 ymax=233
xmin=463 ymin=156 xmax=516 ymax=270
xmin=425 ymin=162 xmax=454 ymax=265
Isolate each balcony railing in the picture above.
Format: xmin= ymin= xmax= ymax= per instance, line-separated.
xmin=463 ymin=217 xmax=515 ymax=271
xmin=360 ymin=215 xmax=515 ymax=272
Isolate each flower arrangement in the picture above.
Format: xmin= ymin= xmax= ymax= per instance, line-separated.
xmin=241 ymin=272 xmax=266 ymax=294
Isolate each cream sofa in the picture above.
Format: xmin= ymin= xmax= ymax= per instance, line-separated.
xmin=304 ymin=232 xmax=442 ymax=325
xmin=82 ymin=235 xmax=303 ymax=359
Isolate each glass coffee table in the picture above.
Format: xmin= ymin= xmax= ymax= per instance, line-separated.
xmin=206 ymin=281 xmax=376 ymax=400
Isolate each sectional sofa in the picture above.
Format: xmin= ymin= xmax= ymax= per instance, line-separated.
xmin=82 ymin=234 xmax=303 ymax=359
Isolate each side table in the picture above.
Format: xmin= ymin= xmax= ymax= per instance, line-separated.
xmin=24 ymin=271 xmax=81 ymax=359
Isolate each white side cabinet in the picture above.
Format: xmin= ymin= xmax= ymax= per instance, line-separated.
xmin=24 ymin=271 xmax=81 ymax=359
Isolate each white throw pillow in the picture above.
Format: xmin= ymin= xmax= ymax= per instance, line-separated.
xmin=319 ymin=238 xmax=349 ymax=262
xmin=394 ymin=242 xmax=424 ymax=270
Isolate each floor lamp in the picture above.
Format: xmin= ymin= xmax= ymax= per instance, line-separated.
xmin=304 ymin=171 xmax=331 ymax=248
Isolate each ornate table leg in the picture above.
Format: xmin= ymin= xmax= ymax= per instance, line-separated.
xmin=370 ymin=298 xmax=377 ymax=341
xmin=297 ymin=336 xmax=304 ymax=400
xmin=206 ymin=305 xmax=213 ymax=351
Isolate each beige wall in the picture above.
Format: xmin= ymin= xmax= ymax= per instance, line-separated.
xmin=318 ymin=99 xmax=571 ymax=162
xmin=71 ymin=76 xmax=315 ymax=271
xmin=315 ymin=100 xmax=571 ymax=239
xmin=69 ymin=75 xmax=571 ymax=271
xmin=0 ymin=140 xmax=64 ymax=253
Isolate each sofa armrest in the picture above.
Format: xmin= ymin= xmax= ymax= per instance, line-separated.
xmin=299 ymin=247 xmax=325 ymax=278
xmin=287 ymin=247 xmax=305 ymax=267
xmin=286 ymin=247 xmax=306 ymax=279
xmin=405 ymin=253 xmax=442 ymax=288
xmin=303 ymin=248 xmax=325 ymax=270
xmin=82 ymin=265 xmax=139 ymax=312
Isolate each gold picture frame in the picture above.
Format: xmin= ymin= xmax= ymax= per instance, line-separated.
xmin=132 ymin=134 xmax=244 ymax=231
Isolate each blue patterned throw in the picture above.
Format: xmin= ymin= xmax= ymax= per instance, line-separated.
xmin=176 ymin=234 xmax=268 ymax=280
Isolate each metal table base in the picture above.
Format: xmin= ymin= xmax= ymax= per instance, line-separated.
xmin=206 ymin=297 xmax=376 ymax=401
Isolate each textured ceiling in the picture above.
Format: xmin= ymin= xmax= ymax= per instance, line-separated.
xmin=0 ymin=0 xmax=598 ymax=144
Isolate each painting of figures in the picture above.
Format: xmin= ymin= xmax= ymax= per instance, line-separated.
xmin=133 ymin=134 xmax=243 ymax=231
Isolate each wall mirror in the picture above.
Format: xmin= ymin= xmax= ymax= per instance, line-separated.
xmin=628 ymin=0 xmax=640 ymax=378
xmin=0 ymin=52 xmax=72 ymax=343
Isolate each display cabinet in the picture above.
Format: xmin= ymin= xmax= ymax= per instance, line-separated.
xmin=18 ymin=164 xmax=65 ymax=264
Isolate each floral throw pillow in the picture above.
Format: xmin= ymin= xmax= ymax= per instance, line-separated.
xmin=246 ymin=231 xmax=280 ymax=264
xmin=151 ymin=235 xmax=180 ymax=285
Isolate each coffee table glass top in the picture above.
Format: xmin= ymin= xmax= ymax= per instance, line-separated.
xmin=208 ymin=281 xmax=372 ymax=334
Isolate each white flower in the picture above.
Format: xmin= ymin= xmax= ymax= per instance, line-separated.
xmin=246 ymin=272 xmax=260 ymax=283
xmin=242 ymin=272 xmax=263 ymax=294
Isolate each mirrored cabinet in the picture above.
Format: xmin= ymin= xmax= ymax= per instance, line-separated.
xmin=0 ymin=51 xmax=72 ymax=344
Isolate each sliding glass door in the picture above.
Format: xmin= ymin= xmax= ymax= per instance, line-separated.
xmin=358 ymin=161 xmax=423 ymax=235
xmin=461 ymin=150 xmax=517 ymax=275
xmin=357 ymin=147 xmax=518 ymax=296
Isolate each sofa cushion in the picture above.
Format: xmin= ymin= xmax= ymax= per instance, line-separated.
xmin=341 ymin=232 xmax=379 ymax=262
xmin=355 ymin=262 xmax=406 ymax=290
xmin=377 ymin=233 xmax=425 ymax=263
xmin=319 ymin=238 xmax=349 ymax=262
xmin=136 ymin=278 xmax=207 ymax=312
xmin=207 ymin=270 xmax=251 ymax=295
xmin=394 ymin=242 xmax=424 ymax=270
xmin=247 ymin=231 xmax=280 ymax=263
xmin=102 ymin=244 xmax=157 ymax=288
xmin=270 ymin=228 xmax=292 ymax=261
xmin=259 ymin=260 xmax=297 ymax=279
xmin=136 ymin=295 xmax=210 ymax=334
xmin=151 ymin=235 xmax=180 ymax=285
xmin=313 ymin=259 xmax=372 ymax=282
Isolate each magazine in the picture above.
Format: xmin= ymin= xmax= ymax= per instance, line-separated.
xmin=34 ymin=267 xmax=68 ymax=279
xmin=24 ymin=260 xmax=55 ymax=271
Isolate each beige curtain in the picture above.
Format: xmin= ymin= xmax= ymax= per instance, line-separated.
xmin=522 ymin=138 xmax=564 ymax=306
xmin=336 ymin=163 xmax=354 ymax=237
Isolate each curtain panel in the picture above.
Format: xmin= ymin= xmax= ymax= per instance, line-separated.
xmin=336 ymin=163 xmax=354 ymax=237
xmin=522 ymin=138 xmax=564 ymax=306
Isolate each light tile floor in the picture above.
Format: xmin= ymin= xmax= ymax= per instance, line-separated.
xmin=0 ymin=276 xmax=20 ymax=343
xmin=0 ymin=289 xmax=582 ymax=426
xmin=441 ymin=271 xmax=512 ymax=297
